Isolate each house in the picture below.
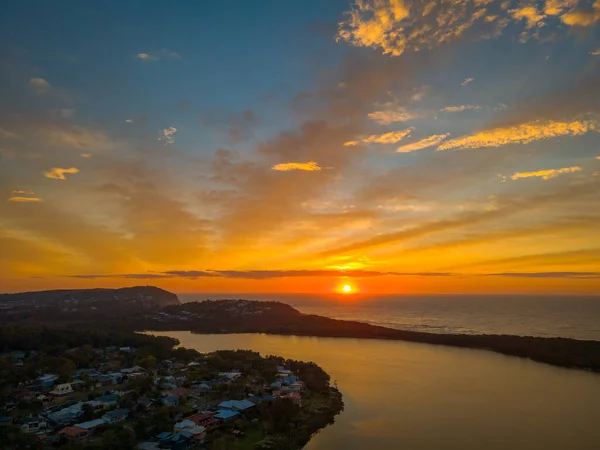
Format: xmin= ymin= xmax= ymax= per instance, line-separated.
xmin=162 ymin=394 xmax=179 ymax=407
xmin=70 ymin=380 xmax=86 ymax=391
xmin=174 ymin=420 xmax=206 ymax=443
xmin=277 ymin=366 xmax=293 ymax=375
xmin=96 ymin=393 xmax=119 ymax=408
xmin=119 ymin=346 xmax=133 ymax=353
xmin=121 ymin=365 xmax=144 ymax=374
xmin=50 ymin=383 xmax=74 ymax=397
xmin=58 ymin=426 xmax=88 ymax=441
xmin=185 ymin=412 xmax=220 ymax=431
xmin=47 ymin=402 xmax=85 ymax=424
xmin=112 ymin=386 xmax=134 ymax=397
xmin=283 ymin=391 xmax=302 ymax=406
xmin=217 ymin=399 xmax=255 ymax=412
xmin=218 ymin=371 xmax=241 ymax=380
xmin=137 ymin=397 xmax=154 ymax=410
xmin=99 ymin=372 xmax=123 ymax=385
xmin=19 ymin=417 xmax=47 ymax=434
xmin=214 ymin=409 xmax=239 ymax=421
xmin=39 ymin=374 xmax=59 ymax=388
xmin=74 ymin=418 xmax=105 ymax=433
xmin=102 ymin=408 xmax=129 ymax=424
xmin=138 ymin=442 xmax=161 ymax=450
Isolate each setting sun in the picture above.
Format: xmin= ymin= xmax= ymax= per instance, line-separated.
xmin=342 ymin=284 xmax=352 ymax=293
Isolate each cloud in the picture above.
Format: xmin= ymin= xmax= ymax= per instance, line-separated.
xmin=43 ymin=167 xmax=80 ymax=180
xmin=67 ymin=269 xmax=600 ymax=280
xmin=337 ymin=0 xmax=594 ymax=57
xmin=368 ymin=107 xmax=424 ymax=124
xmin=8 ymin=196 xmax=43 ymax=202
xmin=591 ymin=49 xmax=600 ymax=55
xmin=510 ymin=166 xmax=582 ymax=181
xmin=489 ymin=271 xmax=600 ymax=279
xmin=438 ymin=119 xmax=597 ymax=151
xmin=509 ymin=5 xmax=546 ymax=28
xmin=321 ymin=180 xmax=600 ymax=257
xmin=346 ymin=128 xmax=413 ymax=146
xmin=461 ymin=77 xmax=475 ymax=87
xmin=136 ymin=50 xmax=181 ymax=62
xmin=396 ymin=134 xmax=450 ymax=153
xmin=158 ymin=127 xmax=177 ymax=145
xmin=29 ymin=77 xmax=51 ymax=93
xmin=0 ymin=127 xmax=19 ymax=139
xmin=125 ymin=119 xmax=133 ymax=123
xmin=271 ymin=161 xmax=324 ymax=172
xmin=440 ymin=105 xmax=482 ymax=112
xmin=411 ymin=85 xmax=430 ymax=102
xmin=561 ymin=1 xmax=600 ymax=27
xmin=80 ymin=153 xmax=92 ymax=158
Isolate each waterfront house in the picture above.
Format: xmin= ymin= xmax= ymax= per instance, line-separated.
xmin=102 ymin=408 xmax=130 ymax=424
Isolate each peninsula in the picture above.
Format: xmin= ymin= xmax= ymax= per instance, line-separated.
xmin=2 ymin=287 xmax=600 ymax=374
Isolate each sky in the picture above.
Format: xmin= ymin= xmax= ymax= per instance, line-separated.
xmin=1 ymin=0 xmax=599 ymax=295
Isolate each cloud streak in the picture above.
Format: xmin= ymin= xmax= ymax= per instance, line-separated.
xmin=396 ymin=134 xmax=450 ymax=153
xmin=510 ymin=166 xmax=582 ymax=181
xmin=271 ymin=161 xmax=324 ymax=172
xmin=345 ymin=128 xmax=413 ymax=146
xmin=438 ymin=119 xmax=597 ymax=151
xmin=43 ymin=167 xmax=80 ymax=180
xmin=68 ymin=270 xmax=600 ymax=280
xmin=136 ymin=50 xmax=181 ymax=62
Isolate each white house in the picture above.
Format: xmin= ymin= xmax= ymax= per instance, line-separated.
xmin=49 ymin=383 xmax=74 ymax=397
xmin=20 ymin=417 xmax=47 ymax=434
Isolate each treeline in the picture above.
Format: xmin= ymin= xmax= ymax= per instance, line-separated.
xmin=0 ymin=325 xmax=178 ymax=356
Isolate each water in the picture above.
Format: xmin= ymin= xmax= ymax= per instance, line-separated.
xmin=179 ymin=294 xmax=600 ymax=340
xmin=149 ymin=331 xmax=600 ymax=450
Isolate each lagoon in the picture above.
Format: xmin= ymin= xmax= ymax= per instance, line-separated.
xmin=149 ymin=331 xmax=600 ymax=450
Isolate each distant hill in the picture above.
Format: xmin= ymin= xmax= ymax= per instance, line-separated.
xmin=0 ymin=286 xmax=179 ymax=322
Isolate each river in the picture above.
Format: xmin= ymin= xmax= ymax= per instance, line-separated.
xmin=149 ymin=331 xmax=600 ymax=450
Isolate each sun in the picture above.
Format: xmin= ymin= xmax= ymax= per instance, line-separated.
xmin=342 ymin=284 xmax=353 ymax=293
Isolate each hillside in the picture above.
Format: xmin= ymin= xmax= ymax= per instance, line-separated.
xmin=0 ymin=286 xmax=179 ymax=323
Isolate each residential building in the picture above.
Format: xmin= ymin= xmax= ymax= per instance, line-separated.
xmin=49 ymin=383 xmax=74 ymax=397
xmin=102 ymin=408 xmax=130 ymax=424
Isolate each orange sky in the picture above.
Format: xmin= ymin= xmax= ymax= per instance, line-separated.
xmin=1 ymin=0 xmax=600 ymax=295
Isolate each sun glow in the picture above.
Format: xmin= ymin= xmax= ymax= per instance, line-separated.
xmin=342 ymin=284 xmax=352 ymax=293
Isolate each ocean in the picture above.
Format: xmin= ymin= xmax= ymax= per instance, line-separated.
xmin=178 ymin=293 xmax=600 ymax=341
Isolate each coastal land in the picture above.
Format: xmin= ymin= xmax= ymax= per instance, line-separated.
xmin=2 ymin=286 xmax=600 ymax=374
xmin=0 ymin=327 xmax=343 ymax=449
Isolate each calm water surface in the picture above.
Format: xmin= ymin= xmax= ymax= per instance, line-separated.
xmin=150 ymin=331 xmax=600 ymax=450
